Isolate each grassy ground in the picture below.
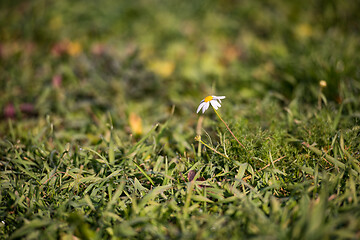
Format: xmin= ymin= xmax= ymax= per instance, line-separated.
xmin=1 ymin=0 xmax=360 ymax=239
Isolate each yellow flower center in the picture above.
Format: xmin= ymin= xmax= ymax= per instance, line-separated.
xmin=204 ymin=96 xmax=213 ymax=102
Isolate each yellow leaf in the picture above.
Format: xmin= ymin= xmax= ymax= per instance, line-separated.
xmin=149 ymin=60 xmax=175 ymax=77
xmin=129 ymin=112 xmax=143 ymax=135
xmin=49 ymin=16 xmax=63 ymax=31
xmin=295 ymin=23 xmax=313 ymax=39
xmin=67 ymin=41 xmax=82 ymax=56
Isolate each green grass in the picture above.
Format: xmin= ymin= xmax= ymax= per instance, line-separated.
xmin=1 ymin=0 xmax=360 ymax=239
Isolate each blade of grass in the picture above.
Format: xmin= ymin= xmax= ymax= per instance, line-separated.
xmin=133 ymin=161 xmax=155 ymax=186
xmin=138 ymin=184 xmax=172 ymax=209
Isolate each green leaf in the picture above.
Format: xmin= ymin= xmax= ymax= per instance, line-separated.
xmin=191 ymin=195 xmax=213 ymax=203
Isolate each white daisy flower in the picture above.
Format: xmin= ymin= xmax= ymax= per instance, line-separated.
xmin=196 ymin=95 xmax=226 ymax=114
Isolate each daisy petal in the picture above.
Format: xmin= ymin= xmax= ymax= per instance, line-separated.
xmin=211 ymin=102 xmax=218 ymax=110
xmin=202 ymin=102 xmax=210 ymax=113
xmin=210 ymin=100 xmax=221 ymax=109
xmin=197 ymin=102 xmax=206 ymax=113
xmin=213 ymin=96 xmax=225 ymax=103
xmin=213 ymin=96 xmax=225 ymax=100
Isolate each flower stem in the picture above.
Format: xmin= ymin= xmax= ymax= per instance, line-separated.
xmin=212 ymin=107 xmax=245 ymax=149
xmin=195 ymin=135 xmax=229 ymax=160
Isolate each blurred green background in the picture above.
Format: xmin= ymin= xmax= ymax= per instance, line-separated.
xmin=1 ymin=0 xmax=359 ymax=128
